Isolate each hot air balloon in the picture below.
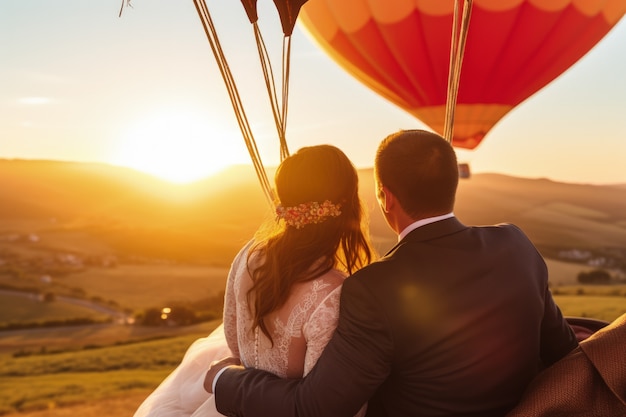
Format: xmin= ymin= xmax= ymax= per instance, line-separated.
xmin=299 ymin=0 xmax=626 ymax=149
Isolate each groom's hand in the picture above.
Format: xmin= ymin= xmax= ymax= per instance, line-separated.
xmin=204 ymin=356 xmax=242 ymax=393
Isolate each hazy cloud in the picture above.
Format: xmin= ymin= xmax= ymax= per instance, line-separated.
xmin=18 ymin=97 xmax=54 ymax=105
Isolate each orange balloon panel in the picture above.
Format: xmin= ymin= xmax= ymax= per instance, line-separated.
xmin=300 ymin=0 xmax=626 ymax=149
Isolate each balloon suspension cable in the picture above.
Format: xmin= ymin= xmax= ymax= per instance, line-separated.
xmin=192 ymin=0 xmax=275 ymax=208
xmin=118 ymin=0 xmax=133 ymax=17
xmin=253 ymin=24 xmax=291 ymax=161
xmin=443 ymin=0 xmax=473 ymax=143
xmin=281 ymin=36 xmax=291 ymax=161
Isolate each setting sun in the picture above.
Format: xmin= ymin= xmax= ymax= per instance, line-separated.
xmin=114 ymin=112 xmax=250 ymax=183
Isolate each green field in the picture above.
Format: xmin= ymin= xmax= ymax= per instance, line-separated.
xmin=1 ymin=292 xmax=625 ymax=416
xmin=0 ymin=295 xmax=107 ymax=325
xmin=0 ymin=321 xmax=221 ymax=415
xmin=554 ymin=294 xmax=626 ymax=322
xmin=0 ymin=262 xmax=230 ymax=322
xmin=552 ymin=285 xmax=626 ymax=322
xmin=56 ymin=264 xmax=230 ymax=311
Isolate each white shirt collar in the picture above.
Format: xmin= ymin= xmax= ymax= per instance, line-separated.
xmin=398 ymin=212 xmax=455 ymax=241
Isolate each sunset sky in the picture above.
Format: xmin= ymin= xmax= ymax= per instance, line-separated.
xmin=2 ymin=1 xmax=625 ymax=185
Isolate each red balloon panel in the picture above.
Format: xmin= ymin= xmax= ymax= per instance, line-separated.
xmin=300 ymin=0 xmax=626 ymax=149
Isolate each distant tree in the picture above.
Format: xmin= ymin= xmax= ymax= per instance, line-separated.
xmin=138 ymin=308 xmax=163 ymax=326
xmin=168 ymin=305 xmax=197 ymax=326
xmin=577 ymin=269 xmax=611 ymax=284
xmin=70 ymin=287 xmax=86 ymax=297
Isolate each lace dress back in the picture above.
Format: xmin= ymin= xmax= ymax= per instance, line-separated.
xmin=223 ymin=242 xmax=345 ymax=378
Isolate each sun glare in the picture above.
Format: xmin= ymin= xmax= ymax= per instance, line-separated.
xmin=114 ymin=112 xmax=249 ymax=183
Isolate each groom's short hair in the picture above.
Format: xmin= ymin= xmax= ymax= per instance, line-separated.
xmin=374 ymin=129 xmax=459 ymax=218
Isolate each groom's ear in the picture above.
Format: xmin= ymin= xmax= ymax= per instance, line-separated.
xmin=379 ymin=186 xmax=393 ymax=213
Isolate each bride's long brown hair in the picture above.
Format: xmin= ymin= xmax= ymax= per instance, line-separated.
xmin=247 ymin=145 xmax=374 ymax=342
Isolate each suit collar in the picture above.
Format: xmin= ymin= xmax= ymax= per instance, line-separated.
xmin=384 ymin=216 xmax=467 ymax=256
xmin=398 ymin=212 xmax=455 ymax=240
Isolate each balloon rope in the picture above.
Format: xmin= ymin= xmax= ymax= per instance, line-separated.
xmin=118 ymin=0 xmax=132 ymax=17
xmin=281 ymin=36 xmax=292 ymax=161
xmin=192 ymin=0 xmax=275 ymax=208
xmin=252 ymin=26 xmax=291 ymax=161
xmin=444 ymin=0 xmax=460 ymax=141
xmin=443 ymin=0 xmax=473 ymax=143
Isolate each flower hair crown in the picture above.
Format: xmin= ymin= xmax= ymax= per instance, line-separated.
xmin=276 ymin=200 xmax=342 ymax=229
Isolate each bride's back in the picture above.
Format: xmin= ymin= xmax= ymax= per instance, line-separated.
xmin=223 ymin=245 xmax=345 ymax=378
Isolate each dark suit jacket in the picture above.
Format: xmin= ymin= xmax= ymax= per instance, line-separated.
xmin=505 ymin=313 xmax=626 ymax=417
xmin=215 ymin=217 xmax=578 ymax=417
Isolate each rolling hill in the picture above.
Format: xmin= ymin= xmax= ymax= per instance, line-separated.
xmin=1 ymin=159 xmax=625 ymax=266
xmin=1 ymin=160 xmax=624 ymax=417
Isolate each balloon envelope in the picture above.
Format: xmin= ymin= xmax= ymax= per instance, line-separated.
xmin=299 ymin=0 xmax=626 ymax=149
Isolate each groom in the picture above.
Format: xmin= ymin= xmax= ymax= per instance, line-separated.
xmin=207 ymin=130 xmax=578 ymax=416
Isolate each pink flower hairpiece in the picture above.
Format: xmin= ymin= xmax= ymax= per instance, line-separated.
xmin=276 ymin=200 xmax=342 ymax=229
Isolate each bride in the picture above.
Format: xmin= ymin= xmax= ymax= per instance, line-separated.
xmin=134 ymin=144 xmax=375 ymax=416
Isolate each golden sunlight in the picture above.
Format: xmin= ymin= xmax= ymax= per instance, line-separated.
xmin=114 ymin=112 xmax=249 ymax=183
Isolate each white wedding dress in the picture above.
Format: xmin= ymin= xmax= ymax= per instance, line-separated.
xmin=134 ymin=241 xmax=365 ymax=416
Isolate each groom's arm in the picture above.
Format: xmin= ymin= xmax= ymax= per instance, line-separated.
xmin=214 ymin=275 xmax=392 ymax=417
